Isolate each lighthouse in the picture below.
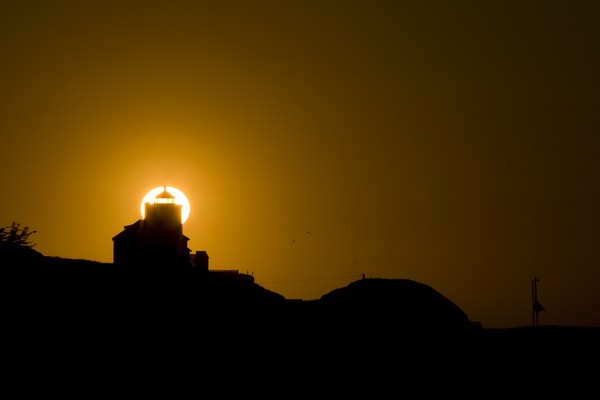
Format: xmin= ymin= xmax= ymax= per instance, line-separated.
xmin=112 ymin=187 xmax=192 ymax=272
xmin=144 ymin=186 xmax=183 ymax=231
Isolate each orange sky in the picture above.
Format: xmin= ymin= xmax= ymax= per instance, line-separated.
xmin=1 ymin=0 xmax=599 ymax=329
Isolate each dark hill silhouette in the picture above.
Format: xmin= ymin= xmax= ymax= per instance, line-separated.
xmin=2 ymin=245 xmax=599 ymax=386
xmin=1 ymin=246 xmax=478 ymax=334
xmin=318 ymin=278 xmax=480 ymax=334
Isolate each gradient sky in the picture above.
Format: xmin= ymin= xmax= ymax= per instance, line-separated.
xmin=1 ymin=0 xmax=599 ymax=329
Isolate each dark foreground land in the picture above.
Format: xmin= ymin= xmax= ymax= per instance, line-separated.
xmin=3 ymin=248 xmax=598 ymax=393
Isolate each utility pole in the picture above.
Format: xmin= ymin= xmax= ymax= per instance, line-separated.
xmin=531 ymin=277 xmax=546 ymax=326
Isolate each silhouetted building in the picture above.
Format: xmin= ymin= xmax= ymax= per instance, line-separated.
xmin=112 ymin=186 xmax=256 ymax=286
xmin=190 ymin=250 xmax=209 ymax=272
xmin=112 ymin=187 xmax=192 ymax=272
xmin=189 ymin=249 xmax=255 ymax=283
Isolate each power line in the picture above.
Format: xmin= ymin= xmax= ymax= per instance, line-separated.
xmin=258 ymin=273 xmax=364 ymax=285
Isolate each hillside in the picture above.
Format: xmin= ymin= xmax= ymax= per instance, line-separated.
xmin=2 ymin=246 xmax=477 ymax=329
xmin=2 ymin=245 xmax=599 ymax=378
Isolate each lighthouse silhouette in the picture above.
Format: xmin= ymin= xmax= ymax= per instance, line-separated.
xmin=112 ymin=187 xmax=192 ymax=272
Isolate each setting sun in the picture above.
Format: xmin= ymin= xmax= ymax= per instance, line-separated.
xmin=141 ymin=186 xmax=191 ymax=224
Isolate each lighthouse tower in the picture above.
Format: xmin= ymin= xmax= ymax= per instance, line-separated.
xmin=112 ymin=187 xmax=191 ymax=272
xmin=144 ymin=186 xmax=183 ymax=232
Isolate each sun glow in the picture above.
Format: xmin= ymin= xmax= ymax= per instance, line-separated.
xmin=141 ymin=186 xmax=191 ymax=224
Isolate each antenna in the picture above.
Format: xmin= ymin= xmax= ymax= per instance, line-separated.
xmin=531 ymin=277 xmax=546 ymax=326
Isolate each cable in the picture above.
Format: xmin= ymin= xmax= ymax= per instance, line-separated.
xmin=258 ymin=273 xmax=364 ymax=285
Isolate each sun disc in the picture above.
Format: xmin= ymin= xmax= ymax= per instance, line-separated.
xmin=141 ymin=186 xmax=191 ymax=224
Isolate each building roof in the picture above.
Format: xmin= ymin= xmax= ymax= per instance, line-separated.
xmin=156 ymin=187 xmax=176 ymax=199
xmin=112 ymin=219 xmax=190 ymax=242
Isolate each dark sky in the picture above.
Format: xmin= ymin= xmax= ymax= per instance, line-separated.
xmin=1 ymin=0 xmax=599 ymax=328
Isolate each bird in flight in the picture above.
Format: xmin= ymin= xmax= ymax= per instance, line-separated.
xmin=289 ymin=239 xmax=296 ymax=244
